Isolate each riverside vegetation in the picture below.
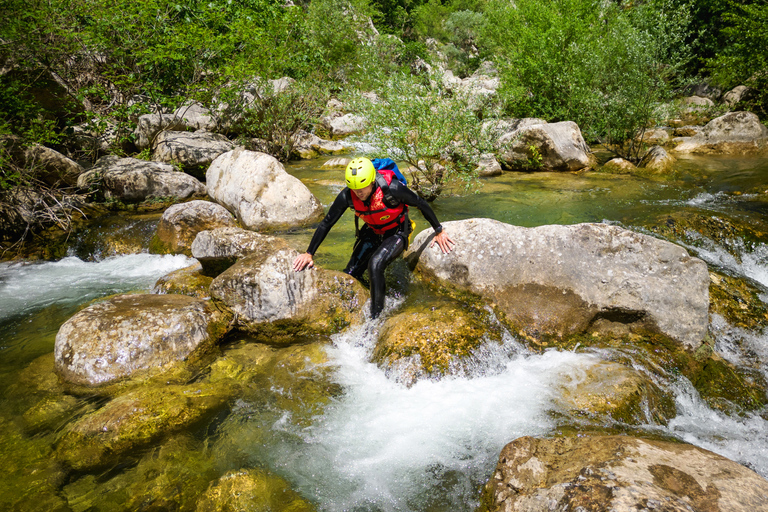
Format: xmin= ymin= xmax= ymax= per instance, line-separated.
xmin=3 ymin=0 xmax=768 ymax=511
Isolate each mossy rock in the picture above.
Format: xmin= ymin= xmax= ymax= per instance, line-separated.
xmin=197 ymin=468 xmax=315 ymax=512
xmin=153 ymin=262 xmax=213 ymax=299
xmin=647 ymin=210 xmax=768 ymax=254
xmin=554 ymin=360 xmax=676 ymax=425
xmin=709 ymin=271 xmax=768 ymax=331
xmin=62 ymin=435 xmax=217 ymax=512
xmin=373 ymin=293 xmax=503 ymax=384
xmin=55 ymin=381 xmax=235 ymax=471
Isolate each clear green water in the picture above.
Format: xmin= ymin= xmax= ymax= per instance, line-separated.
xmin=2 ymin=152 xmax=768 ymax=511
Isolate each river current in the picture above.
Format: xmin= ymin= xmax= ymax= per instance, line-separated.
xmin=1 ymin=154 xmax=768 ymax=511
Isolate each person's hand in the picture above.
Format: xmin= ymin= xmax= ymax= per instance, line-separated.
xmin=293 ymin=252 xmax=314 ymax=271
xmin=430 ymin=230 xmax=456 ymax=254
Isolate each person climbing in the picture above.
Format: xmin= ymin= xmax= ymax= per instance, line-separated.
xmin=292 ymin=157 xmax=455 ymax=319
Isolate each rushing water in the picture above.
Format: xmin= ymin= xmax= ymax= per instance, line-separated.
xmin=2 ymin=154 xmax=768 ymax=510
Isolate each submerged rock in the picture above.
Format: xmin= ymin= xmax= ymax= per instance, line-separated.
xmin=54 ymin=294 xmax=233 ymax=387
xmin=206 ymin=148 xmax=324 ymax=230
xmin=373 ymin=296 xmax=503 ymax=385
xmin=55 ymin=382 xmax=233 ymax=471
xmin=209 ymin=247 xmax=369 ymax=343
xmin=480 ymin=435 xmax=768 ymax=512
xmin=405 ymin=219 xmax=710 ymax=349
xmin=150 ymin=200 xmax=237 ymax=256
xmin=191 ymin=226 xmax=288 ymax=276
xmin=197 ymin=469 xmax=315 ymax=512
xmin=77 ymin=155 xmax=206 ymax=202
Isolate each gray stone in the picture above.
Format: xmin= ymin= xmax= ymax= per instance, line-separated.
xmin=671 ymin=111 xmax=768 ymax=155
xmin=292 ymin=130 xmax=349 ymax=159
xmin=496 ymin=120 xmax=596 ymax=172
xmin=639 ymin=145 xmax=676 ymax=173
xmin=723 ymin=85 xmax=753 ymax=107
xmin=133 ymin=102 xmax=219 ymax=150
xmin=191 ymin=226 xmax=285 ymax=276
xmin=481 ymin=435 xmax=768 ymax=512
xmin=77 ymin=156 xmax=205 ymax=202
xmin=152 ymin=131 xmax=236 ymax=173
xmin=405 ymin=219 xmax=710 ymax=349
xmin=54 ymin=294 xmax=233 ymax=387
xmin=206 ymin=148 xmax=324 ymax=230
xmin=152 ymin=200 xmax=236 ymax=255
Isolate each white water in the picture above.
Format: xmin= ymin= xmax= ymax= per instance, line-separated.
xmin=0 ymin=253 xmax=195 ymax=318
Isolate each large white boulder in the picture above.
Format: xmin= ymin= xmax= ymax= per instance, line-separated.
xmin=206 ymin=148 xmax=324 ymax=230
xmin=671 ymin=111 xmax=768 ymax=155
xmin=495 ymin=120 xmax=596 ymax=171
xmin=405 ymin=219 xmax=710 ymax=349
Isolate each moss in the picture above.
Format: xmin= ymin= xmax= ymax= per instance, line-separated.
xmin=709 ymin=271 xmax=768 ymax=331
xmin=197 ymin=468 xmax=315 ymax=512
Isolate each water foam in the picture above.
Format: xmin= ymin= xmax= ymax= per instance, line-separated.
xmin=0 ymin=253 xmax=195 ymax=319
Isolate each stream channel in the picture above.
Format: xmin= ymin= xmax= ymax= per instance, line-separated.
xmin=2 ymin=152 xmax=768 ymax=511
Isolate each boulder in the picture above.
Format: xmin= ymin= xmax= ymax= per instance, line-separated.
xmin=555 ymin=359 xmax=675 ymax=424
xmin=54 ymin=294 xmax=233 ymax=387
xmin=77 ymin=155 xmax=205 ymax=202
xmin=723 ymin=85 xmax=753 ymax=107
xmin=153 ymin=262 xmax=213 ymax=299
xmin=601 ymin=157 xmax=636 ymax=173
xmin=150 ymin=200 xmax=237 ymax=256
xmin=480 ymin=435 xmax=768 ymax=512
xmin=191 ymin=226 xmax=287 ymax=276
xmin=405 ymin=219 xmax=710 ymax=349
xmin=671 ymin=111 xmax=768 ymax=155
xmin=496 ymin=121 xmax=596 ymax=172
xmin=638 ymin=145 xmax=676 ymax=173
xmin=373 ymin=296 xmax=503 ymax=386
xmin=3 ymin=139 xmax=84 ymax=187
xmin=640 ymin=127 xmax=671 ymax=145
xmin=672 ymin=125 xmax=702 ymax=137
xmin=321 ymin=113 xmax=367 ymax=138
xmin=55 ymin=382 xmax=232 ymax=471
xmin=152 ymin=130 xmax=236 ymax=175
xmin=133 ymin=102 xmax=219 ymax=150
xmin=209 ymin=246 xmax=369 ymax=342
xmin=476 ymin=153 xmax=503 ymax=177
xmin=206 ymin=148 xmax=324 ymax=231
xmin=291 ymin=130 xmax=350 ymax=159
xmin=196 ymin=469 xmax=315 ymax=512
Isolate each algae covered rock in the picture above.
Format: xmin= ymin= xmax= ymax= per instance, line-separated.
xmin=406 ymin=219 xmax=710 ymax=350
xmin=196 ymin=468 xmax=315 ymax=512
xmin=54 ymin=294 xmax=233 ymax=387
xmin=55 ymin=382 xmax=233 ymax=471
xmin=373 ymin=296 xmax=503 ymax=385
xmin=210 ymin=247 xmax=369 ymax=343
xmin=480 ymin=435 xmax=768 ymax=512
xmin=150 ymin=200 xmax=237 ymax=256
xmin=153 ymin=261 xmax=213 ymax=298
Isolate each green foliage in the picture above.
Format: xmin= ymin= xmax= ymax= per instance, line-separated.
xmin=707 ymin=1 xmax=768 ymax=117
xmin=482 ymin=0 xmax=691 ymax=162
xmin=351 ymin=72 xmax=491 ymax=201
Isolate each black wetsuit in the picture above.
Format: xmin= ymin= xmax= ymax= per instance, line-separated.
xmin=305 ymin=179 xmax=444 ymax=318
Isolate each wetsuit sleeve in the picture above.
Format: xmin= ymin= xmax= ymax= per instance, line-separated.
xmin=387 ymin=180 xmax=443 ymax=232
xmin=306 ymin=189 xmax=351 ymax=255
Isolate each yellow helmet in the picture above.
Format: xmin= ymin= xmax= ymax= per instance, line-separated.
xmin=345 ymin=157 xmax=376 ymax=189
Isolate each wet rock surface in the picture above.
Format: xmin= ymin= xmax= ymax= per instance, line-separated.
xmin=191 ymin=226 xmax=288 ymax=276
xmin=54 ymin=293 xmax=233 ymax=386
xmin=480 ymin=435 xmax=768 ymax=512
xmin=406 ymin=219 xmax=710 ymax=349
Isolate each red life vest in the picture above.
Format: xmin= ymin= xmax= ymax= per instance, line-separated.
xmin=349 ymin=169 xmax=407 ymax=234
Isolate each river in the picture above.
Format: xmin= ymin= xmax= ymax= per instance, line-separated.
xmin=1 ymin=153 xmax=767 ymax=511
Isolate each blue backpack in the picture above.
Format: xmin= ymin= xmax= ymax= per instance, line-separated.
xmin=371 ymin=158 xmax=407 ymax=186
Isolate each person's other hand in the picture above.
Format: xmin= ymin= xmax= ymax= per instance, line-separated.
xmin=430 ymin=231 xmax=456 ymax=254
xmin=293 ymin=252 xmax=314 ymax=271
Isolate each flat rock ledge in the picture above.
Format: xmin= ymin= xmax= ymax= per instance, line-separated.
xmin=191 ymin=226 xmax=288 ymax=276
xmin=54 ymin=294 xmax=233 ymax=387
xmin=480 ymin=435 xmax=768 ymax=512
xmin=209 ymin=247 xmax=369 ymax=342
xmin=405 ymin=219 xmax=710 ymax=349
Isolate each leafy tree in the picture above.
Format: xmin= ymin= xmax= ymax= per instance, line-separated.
xmin=351 ymin=72 xmax=491 ymax=201
xmin=707 ymin=1 xmax=768 ymax=116
xmin=481 ymin=0 xmax=691 ymax=161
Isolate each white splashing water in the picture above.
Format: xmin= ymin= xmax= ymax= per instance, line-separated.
xmin=0 ymin=254 xmax=195 ymax=318
xmin=679 ymin=231 xmax=768 ymax=289
xmin=277 ymin=320 xmax=606 ymax=512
